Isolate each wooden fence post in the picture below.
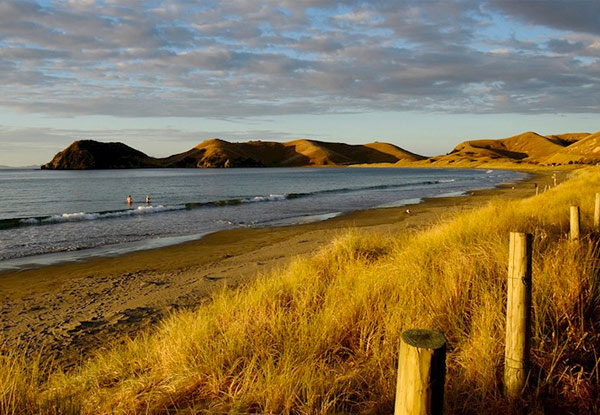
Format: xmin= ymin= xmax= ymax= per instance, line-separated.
xmin=594 ymin=194 xmax=600 ymax=230
xmin=395 ymin=329 xmax=446 ymax=415
xmin=504 ymin=232 xmax=532 ymax=399
xmin=570 ymin=206 xmax=580 ymax=241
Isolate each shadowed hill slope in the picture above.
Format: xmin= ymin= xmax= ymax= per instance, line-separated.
xmin=544 ymin=132 xmax=600 ymax=165
xmin=546 ymin=132 xmax=590 ymax=146
xmin=190 ymin=139 xmax=425 ymax=167
xmin=562 ymin=131 xmax=600 ymax=155
xmin=41 ymin=140 xmax=161 ymax=170
xmin=42 ymin=139 xmax=424 ymax=169
xmin=42 ymin=130 xmax=600 ymax=170
xmin=452 ymin=131 xmax=564 ymax=161
xmin=364 ymin=142 xmax=425 ymax=161
xmin=422 ymin=131 xmax=597 ymax=166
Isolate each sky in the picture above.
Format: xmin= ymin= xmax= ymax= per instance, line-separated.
xmin=0 ymin=0 xmax=599 ymax=166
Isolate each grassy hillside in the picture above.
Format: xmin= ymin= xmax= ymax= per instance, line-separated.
xmin=43 ymin=139 xmax=424 ymax=169
xmin=3 ymin=168 xmax=600 ymax=414
xmin=544 ymin=132 xmax=600 ymax=165
xmin=431 ymin=132 xmax=567 ymax=165
xmin=39 ymin=131 xmax=600 ymax=170
xmin=546 ymin=133 xmax=590 ymax=146
xmin=419 ymin=131 xmax=599 ymax=167
xmin=364 ymin=142 xmax=425 ymax=162
xmin=194 ymin=139 xmax=424 ymax=167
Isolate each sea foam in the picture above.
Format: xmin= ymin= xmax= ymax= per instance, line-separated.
xmin=20 ymin=205 xmax=185 ymax=226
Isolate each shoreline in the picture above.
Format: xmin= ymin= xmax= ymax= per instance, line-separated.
xmin=0 ymin=167 xmax=528 ymax=273
xmin=0 ymin=168 xmax=563 ymax=366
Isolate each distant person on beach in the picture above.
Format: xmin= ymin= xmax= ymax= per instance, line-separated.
xmin=126 ymin=195 xmax=132 ymax=205
xmin=145 ymin=194 xmax=151 ymax=204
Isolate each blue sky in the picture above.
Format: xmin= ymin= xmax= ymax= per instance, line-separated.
xmin=0 ymin=0 xmax=599 ymax=165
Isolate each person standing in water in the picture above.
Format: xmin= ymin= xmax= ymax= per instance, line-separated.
xmin=126 ymin=195 xmax=132 ymax=205
xmin=145 ymin=194 xmax=151 ymax=204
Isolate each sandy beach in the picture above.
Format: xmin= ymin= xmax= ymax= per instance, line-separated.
xmin=0 ymin=169 xmax=562 ymax=367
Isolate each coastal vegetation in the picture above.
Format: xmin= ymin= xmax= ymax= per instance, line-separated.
xmin=2 ymin=167 xmax=600 ymax=414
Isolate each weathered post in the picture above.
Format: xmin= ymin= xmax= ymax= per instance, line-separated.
xmin=594 ymin=193 xmax=600 ymax=230
xmin=395 ymin=329 xmax=446 ymax=415
xmin=570 ymin=206 xmax=580 ymax=241
xmin=504 ymin=232 xmax=532 ymax=399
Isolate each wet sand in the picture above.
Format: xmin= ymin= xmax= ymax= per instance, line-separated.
xmin=0 ymin=169 xmax=562 ymax=367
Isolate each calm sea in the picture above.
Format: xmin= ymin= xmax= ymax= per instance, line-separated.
xmin=0 ymin=167 xmax=526 ymax=270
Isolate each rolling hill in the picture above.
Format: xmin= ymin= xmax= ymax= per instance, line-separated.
xmin=41 ymin=140 xmax=161 ymax=169
xmin=543 ymin=132 xmax=600 ymax=165
xmin=546 ymin=132 xmax=591 ymax=146
xmin=41 ymin=130 xmax=600 ymax=170
xmin=420 ymin=131 xmax=598 ymax=167
xmin=42 ymin=139 xmax=424 ymax=169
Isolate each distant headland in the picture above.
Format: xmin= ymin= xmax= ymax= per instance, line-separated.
xmin=41 ymin=131 xmax=599 ymax=169
xmin=41 ymin=138 xmax=425 ymax=169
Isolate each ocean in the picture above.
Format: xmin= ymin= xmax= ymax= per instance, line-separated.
xmin=0 ymin=167 xmax=526 ymax=270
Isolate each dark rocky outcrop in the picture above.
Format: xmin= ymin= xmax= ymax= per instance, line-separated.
xmin=42 ymin=140 xmax=160 ymax=170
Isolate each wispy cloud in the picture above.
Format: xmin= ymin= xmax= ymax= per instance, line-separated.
xmin=0 ymin=0 xmax=598 ymax=119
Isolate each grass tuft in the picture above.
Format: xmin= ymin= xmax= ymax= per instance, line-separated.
xmin=2 ymin=167 xmax=600 ymax=413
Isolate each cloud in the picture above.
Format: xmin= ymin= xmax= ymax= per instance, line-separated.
xmin=0 ymin=0 xmax=598 ymax=119
xmin=489 ymin=0 xmax=600 ymax=35
xmin=547 ymin=38 xmax=586 ymax=54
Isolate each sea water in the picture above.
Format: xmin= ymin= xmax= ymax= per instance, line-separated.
xmin=0 ymin=167 xmax=527 ymax=270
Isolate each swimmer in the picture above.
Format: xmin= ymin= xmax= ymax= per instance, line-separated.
xmin=145 ymin=194 xmax=151 ymax=204
xmin=126 ymin=195 xmax=132 ymax=205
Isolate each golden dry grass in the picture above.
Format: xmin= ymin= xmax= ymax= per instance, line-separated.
xmin=408 ymin=130 xmax=600 ymax=167
xmin=545 ymin=131 xmax=600 ymax=165
xmin=193 ymin=138 xmax=423 ymax=167
xmin=3 ymin=168 xmax=600 ymax=414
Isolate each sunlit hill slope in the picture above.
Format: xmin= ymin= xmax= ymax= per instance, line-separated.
xmin=41 ymin=139 xmax=424 ymax=169
xmin=419 ymin=131 xmax=598 ymax=167
xmin=42 ymin=130 xmax=599 ymax=169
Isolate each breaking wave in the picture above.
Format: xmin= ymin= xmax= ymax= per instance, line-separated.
xmin=12 ymin=205 xmax=186 ymax=228
xmin=1 ymin=179 xmax=450 ymax=230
